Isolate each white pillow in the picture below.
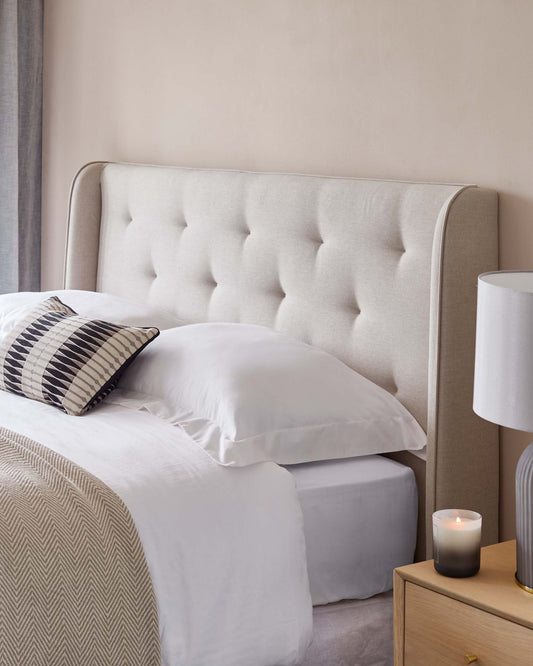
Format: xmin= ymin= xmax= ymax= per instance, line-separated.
xmin=0 ymin=290 xmax=184 ymax=340
xmin=113 ymin=322 xmax=426 ymax=466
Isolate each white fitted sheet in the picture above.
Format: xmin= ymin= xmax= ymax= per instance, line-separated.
xmin=286 ymin=455 xmax=417 ymax=606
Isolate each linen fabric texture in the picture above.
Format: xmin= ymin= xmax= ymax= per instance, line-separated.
xmin=65 ymin=162 xmax=500 ymax=555
xmin=0 ymin=296 xmax=159 ymax=415
xmin=114 ymin=322 xmax=427 ymax=466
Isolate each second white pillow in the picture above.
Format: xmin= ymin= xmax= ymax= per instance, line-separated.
xmin=114 ymin=322 xmax=427 ymax=466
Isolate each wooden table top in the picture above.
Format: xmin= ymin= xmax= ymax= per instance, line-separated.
xmin=396 ymin=540 xmax=533 ymax=630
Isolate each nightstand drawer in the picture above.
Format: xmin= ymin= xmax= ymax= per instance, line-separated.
xmin=404 ymin=582 xmax=533 ymax=665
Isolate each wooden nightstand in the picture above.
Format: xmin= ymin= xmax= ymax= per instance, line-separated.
xmin=394 ymin=540 xmax=533 ymax=665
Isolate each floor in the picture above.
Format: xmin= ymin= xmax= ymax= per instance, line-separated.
xmin=301 ymin=591 xmax=393 ymax=666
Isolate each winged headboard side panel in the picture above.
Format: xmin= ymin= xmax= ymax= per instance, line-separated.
xmin=64 ymin=161 xmax=107 ymax=291
xmin=426 ymin=186 xmax=499 ymax=553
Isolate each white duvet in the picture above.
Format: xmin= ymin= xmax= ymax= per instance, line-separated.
xmin=0 ymin=292 xmax=313 ymax=666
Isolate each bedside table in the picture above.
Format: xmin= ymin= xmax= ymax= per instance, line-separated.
xmin=394 ymin=540 xmax=533 ymax=665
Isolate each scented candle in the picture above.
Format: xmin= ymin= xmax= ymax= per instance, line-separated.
xmin=432 ymin=509 xmax=482 ymax=578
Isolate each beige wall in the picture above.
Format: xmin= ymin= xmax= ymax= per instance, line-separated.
xmin=42 ymin=0 xmax=533 ymax=540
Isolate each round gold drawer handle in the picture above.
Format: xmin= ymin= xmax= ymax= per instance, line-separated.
xmin=464 ymin=656 xmax=478 ymax=664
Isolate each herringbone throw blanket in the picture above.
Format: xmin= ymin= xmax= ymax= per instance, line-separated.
xmin=0 ymin=427 xmax=161 ymax=665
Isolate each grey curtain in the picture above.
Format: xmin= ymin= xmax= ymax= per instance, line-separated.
xmin=0 ymin=0 xmax=42 ymax=293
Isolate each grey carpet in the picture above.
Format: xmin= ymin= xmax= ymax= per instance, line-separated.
xmin=301 ymin=592 xmax=393 ymax=666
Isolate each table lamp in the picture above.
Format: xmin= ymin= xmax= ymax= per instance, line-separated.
xmin=474 ymin=270 xmax=533 ymax=592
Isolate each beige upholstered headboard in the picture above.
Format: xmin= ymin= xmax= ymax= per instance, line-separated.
xmin=65 ymin=161 xmax=499 ymax=557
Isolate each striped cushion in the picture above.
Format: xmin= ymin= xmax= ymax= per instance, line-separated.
xmin=0 ymin=296 xmax=159 ymax=416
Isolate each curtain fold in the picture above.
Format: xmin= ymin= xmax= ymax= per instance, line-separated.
xmin=0 ymin=0 xmax=43 ymax=293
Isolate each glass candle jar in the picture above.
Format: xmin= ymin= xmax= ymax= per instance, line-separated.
xmin=432 ymin=509 xmax=482 ymax=578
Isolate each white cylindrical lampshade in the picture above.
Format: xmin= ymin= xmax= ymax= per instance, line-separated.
xmin=474 ymin=271 xmax=533 ymax=431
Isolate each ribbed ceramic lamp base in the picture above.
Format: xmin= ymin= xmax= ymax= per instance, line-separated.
xmin=515 ymin=573 xmax=533 ymax=594
xmin=516 ymin=442 xmax=533 ymax=592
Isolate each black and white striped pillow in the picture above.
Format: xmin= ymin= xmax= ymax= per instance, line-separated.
xmin=0 ymin=296 xmax=159 ymax=415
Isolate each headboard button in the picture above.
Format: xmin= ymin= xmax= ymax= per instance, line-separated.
xmin=351 ymin=301 xmax=361 ymax=316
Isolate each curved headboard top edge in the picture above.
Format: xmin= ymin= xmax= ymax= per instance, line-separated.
xmin=69 ymin=159 xmax=477 ymax=189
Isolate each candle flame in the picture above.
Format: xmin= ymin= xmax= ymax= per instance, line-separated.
xmin=456 ymin=516 xmax=462 ymax=523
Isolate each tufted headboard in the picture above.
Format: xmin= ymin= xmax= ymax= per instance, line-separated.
xmin=65 ymin=161 xmax=499 ymax=558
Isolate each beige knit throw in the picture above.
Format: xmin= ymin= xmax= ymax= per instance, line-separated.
xmin=0 ymin=427 xmax=160 ymax=665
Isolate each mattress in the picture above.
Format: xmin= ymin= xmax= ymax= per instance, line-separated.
xmin=286 ymin=455 xmax=417 ymax=606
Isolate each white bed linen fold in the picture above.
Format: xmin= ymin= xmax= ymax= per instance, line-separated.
xmin=0 ymin=392 xmax=312 ymax=666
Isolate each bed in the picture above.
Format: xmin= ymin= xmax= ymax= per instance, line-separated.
xmin=0 ymin=162 xmax=499 ymax=665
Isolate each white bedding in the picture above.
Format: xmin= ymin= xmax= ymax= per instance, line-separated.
xmin=287 ymin=455 xmax=417 ymax=606
xmin=0 ymin=391 xmax=312 ymax=666
xmin=0 ymin=289 xmax=425 ymax=664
